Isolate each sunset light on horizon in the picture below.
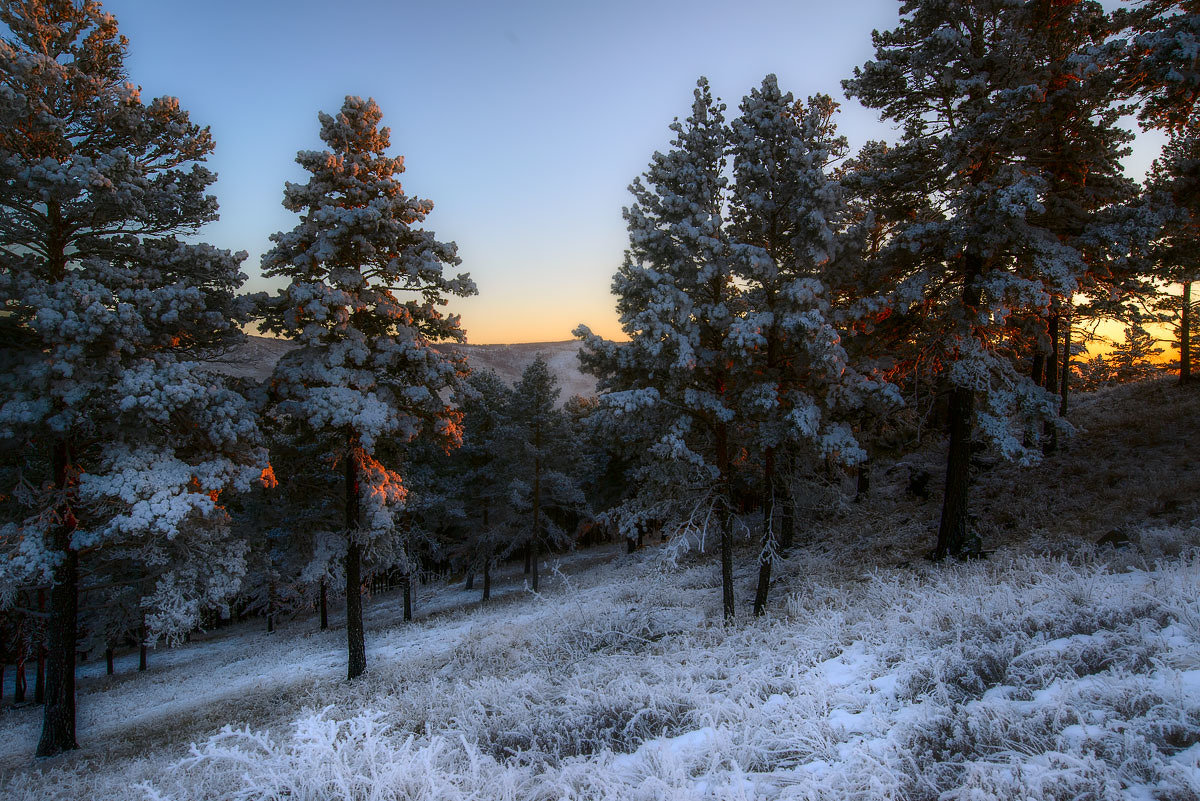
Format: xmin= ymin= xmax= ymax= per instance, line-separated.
xmin=106 ymin=0 xmax=1166 ymax=345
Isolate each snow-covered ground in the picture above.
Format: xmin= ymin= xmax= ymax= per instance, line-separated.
xmin=3 ymin=531 xmax=1200 ymax=800
xmin=2 ymin=380 xmax=1198 ymax=800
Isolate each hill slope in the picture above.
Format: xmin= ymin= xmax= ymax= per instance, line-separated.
xmin=209 ymin=336 xmax=596 ymax=399
xmin=1 ymin=380 xmax=1198 ymax=800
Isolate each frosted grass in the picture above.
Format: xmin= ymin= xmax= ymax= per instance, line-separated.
xmin=4 ymin=528 xmax=1198 ymax=800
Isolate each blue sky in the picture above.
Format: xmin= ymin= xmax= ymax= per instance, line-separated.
xmin=108 ymin=0 xmax=1164 ymax=343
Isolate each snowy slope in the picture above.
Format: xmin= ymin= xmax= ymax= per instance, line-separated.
xmin=4 ymin=533 xmax=1199 ymax=800
xmin=2 ymin=379 xmax=1199 ymax=800
xmin=210 ymin=336 xmax=596 ymax=401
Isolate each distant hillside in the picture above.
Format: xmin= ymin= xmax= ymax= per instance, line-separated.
xmin=208 ymin=336 xmax=596 ymax=400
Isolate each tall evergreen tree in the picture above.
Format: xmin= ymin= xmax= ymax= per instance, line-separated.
xmin=1119 ymin=0 xmax=1200 ymax=133
xmin=257 ymin=96 xmax=475 ymax=679
xmin=451 ymin=369 xmax=514 ymax=600
xmin=727 ymin=76 xmax=898 ymax=614
xmin=844 ymin=0 xmax=1133 ymax=558
xmin=577 ymin=78 xmax=745 ymax=620
xmin=0 ymin=0 xmax=266 ymax=755
xmin=1147 ymin=128 xmax=1200 ymax=384
xmin=500 ymin=356 xmax=588 ymax=593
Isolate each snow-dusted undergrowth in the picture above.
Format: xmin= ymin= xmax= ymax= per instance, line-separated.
xmin=4 ymin=527 xmax=1199 ymax=800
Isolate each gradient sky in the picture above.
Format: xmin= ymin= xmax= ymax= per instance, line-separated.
xmin=107 ymin=0 xmax=1166 ymax=345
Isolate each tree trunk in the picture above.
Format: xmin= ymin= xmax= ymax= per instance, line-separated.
xmin=1182 ymin=280 xmax=1192 ymax=385
xmin=1031 ymin=349 xmax=1046 ymax=387
xmin=319 ymin=578 xmax=328 ymax=631
xmin=935 ymin=263 xmax=982 ymax=561
xmin=531 ymin=452 xmax=541 ymax=594
xmin=34 ymin=589 xmax=45 ymax=703
xmin=37 ymin=441 xmax=78 ymax=757
xmin=13 ymin=653 xmax=26 ymax=703
xmin=345 ymin=445 xmax=366 ymax=680
xmin=753 ymin=449 xmax=777 ymax=617
xmin=856 ymin=459 xmax=870 ymax=502
xmin=402 ymin=569 xmax=412 ymax=622
xmin=482 ymin=559 xmax=491 ymax=602
xmin=523 ymin=542 xmax=531 ymax=574
xmin=716 ymin=422 xmax=734 ymax=622
xmin=1059 ymin=314 xmax=1071 ymax=418
xmin=464 ymin=571 xmax=474 ymax=591
xmin=1044 ymin=309 xmax=1061 ymax=454
xmin=138 ymin=622 xmax=148 ymax=672
xmin=935 ymin=385 xmax=975 ymax=560
xmin=105 ymin=647 xmax=114 ymax=676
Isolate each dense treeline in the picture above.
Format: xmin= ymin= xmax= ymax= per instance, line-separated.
xmin=0 ymin=0 xmax=1196 ymax=757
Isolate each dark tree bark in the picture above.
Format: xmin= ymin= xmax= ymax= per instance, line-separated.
xmin=531 ymin=442 xmax=541 ymax=593
xmin=1031 ymin=349 xmax=1046 ymax=387
xmin=1060 ymin=316 xmax=1071 ymax=418
xmin=138 ymin=622 xmax=147 ymax=672
xmin=34 ymin=589 xmax=45 ymax=703
xmin=37 ymin=441 xmax=78 ymax=757
xmin=482 ymin=560 xmax=491 ymax=602
xmin=402 ymin=570 xmax=412 ymax=623
xmin=935 ymin=263 xmax=983 ymax=561
xmin=716 ymin=422 xmax=734 ymax=622
xmin=752 ymin=450 xmax=777 ymax=617
xmin=1182 ymin=281 xmax=1192 ymax=385
xmin=464 ymin=571 xmax=474 ymax=591
xmin=319 ymin=578 xmax=328 ymax=631
xmin=626 ymin=536 xmax=637 ymax=554
xmin=1044 ymin=309 xmax=1061 ymax=454
xmin=105 ymin=647 xmax=114 ymax=676
xmin=13 ymin=653 xmax=26 ymax=703
xmin=935 ymin=385 xmax=976 ymax=560
xmin=856 ymin=460 xmax=870 ymax=502
xmin=345 ymin=445 xmax=366 ymax=680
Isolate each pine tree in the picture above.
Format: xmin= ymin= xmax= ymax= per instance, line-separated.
xmin=1147 ymin=128 xmax=1200 ymax=384
xmin=577 ymin=78 xmax=745 ymax=620
xmin=451 ymin=369 xmax=513 ymax=600
xmin=1119 ymin=0 xmax=1200 ymax=133
xmin=727 ymin=76 xmax=898 ymax=614
xmin=844 ymin=0 xmax=1133 ymax=558
xmin=1109 ymin=322 xmax=1166 ymax=382
xmin=500 ymin=356 xmax=588 ymax=593
xmin=0 ymin=1 xmax=266 ymax=755
xmin=257 ymin=96 xmax=474 ymax=679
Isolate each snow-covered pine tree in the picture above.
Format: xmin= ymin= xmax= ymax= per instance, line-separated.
xmin=727 ymin=76 xmax=900 ymax=615
xmin=1119 ymin=0 xmax=1200 ymax=133
xmin=499 ymin=355 xmax=588 ymax=593
xmin=257 ymin=96 xmax=474 ymax=679
xmin=1009 ymin=0 xmax=1142 ymax=450
xmin=577 ymin=78 xmax=745 ymax=620
xmin=843 ymin=0 xmax=1132 ymax=558
xmin=0 ymin=1 xmax=267 ymax=755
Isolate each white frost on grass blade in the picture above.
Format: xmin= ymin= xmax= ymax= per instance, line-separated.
xmin=3 ymin=533 xmax=1200 ymax=800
